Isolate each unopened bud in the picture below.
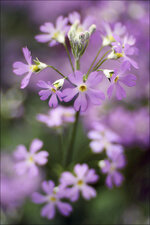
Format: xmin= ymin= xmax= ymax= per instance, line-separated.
xmin=89 ymin=24 xmax=96 ymax=35
xmin=53 ymin=78 xmax=65 ymax=90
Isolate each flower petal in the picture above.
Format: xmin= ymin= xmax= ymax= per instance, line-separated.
xmin=120 ymin=74 xmax=136 ymax=87
xmin=62 ymin=88 xmax=78 ymax=102
xmin=49 ymin=94 xmax=58 ymax=108
xmin=20 ymin=71 xmax=32 ymax=89
xmin=81 ymin=185 xmax=96 ymax=200
xmin=32 ymin=192 xmax=47 ymax=204
xmin=57 ymin=201 xmax=72 ymax=216
xmin=86 ymin=72 xmax=103 ymax=87
xmin=37 ymin=80 xmax=50 ymax=88
xmin=74 ymin=164 xmax=88 ymax=178
xmin=41 ymin=203 xmax=55 ymax=219
xmin=34 ymin=151 xmax=49 ymax=165
xmin=87 ymin=89 xmax=105 ymax=105
xmin=74 ymin=93 xmax=88 ymax=112
xmin=13 ymin=145 xmax=27 ymax=160
xmin=42 ymin=180 xmax=55 ymax=194
xmin=30 ymin=139 xmax=43 ymax=153
xmin=107 ymin=84 xmax=115 ymax=99
xmin=90 ymin=140 xmax=104 ymax=153
xmin=116 ymin=83 xmax=126 ymax=100
xmin=35 ymin=34 xmax=51 ymax=43
xmin=13 ymin=62 xmax=29 ymax=75
xmin=40 ymin=22 xmax=54 ymax=33
xmin=22 ymin=47 xmax=32 ymax=65
xmin=39 ymin=90 xmax=51 ymax=101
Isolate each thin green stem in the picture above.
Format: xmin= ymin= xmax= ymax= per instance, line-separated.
xmin=94 ymin=58 xmax=108 ymax=71
xmin=47 ymin=65 xmax=66 ymax=78
xmin=64 ymin=43 xmax=74 ymax=72
xmin=92 ymin=49 xmax=111 ymax=71
xmin=65 ymin=110 xmax=80 ymax=167
xmin=86 ymin=46 xmax=103 ymax=77
xmin=75 ymin=59 xmax=80 ymax=70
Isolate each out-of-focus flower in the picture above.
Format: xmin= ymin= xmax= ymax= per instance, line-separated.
xmin=14 ymin=139 xmax=49 ymax=176
xmin=107 ymin=62 xmax=136 ymax=100
xmin=1 ymin=88 xmax=25 ymax=119
xmin=101 ymin=22 xmax=126 ymax=46
xmin=32 ymin=180 xmax=72 ymax=220
xmin=68 ymin=11 xmax=96 ymax=59
xmin=88 ymin=123 xmax=123 ymax=157
xmin=1 ymin=153 xmax=41 ymax=212
xmin=37 ymin=80 xmax=63 ymax=108
xmin=60 ymin=164 xmax=99 ymax=201
xmin=99 ymin=149 xmax=126 ymax=188
xmin=108 ymin=35 xmax=139 ymax=69
xmin=35 ymin=16 xmax=69 ymax=46
xmin=13 ymin=47 xmax=47 ymax=89
xmin=36 ymin=106 xmax=75 ymax=129
xmin=62 ymin=71 xmax=105 ymax=112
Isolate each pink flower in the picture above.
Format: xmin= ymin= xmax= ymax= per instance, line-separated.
xmin=62 ymin=71 xmax=105 ymax=112
xmin=35 ymin=16 xmax=69 ymax=46
xmin=107 ymin=62 xmax=136 ymax=100
xmin=60 ymin=164 xmax=99 ymax=201
xmin=14 ymin=139 xmax=49 ymax=176
xmin=32 ymin=180 xmax=72 ymax=220
xmin=37 ymin=80 xmax=63 ymax=108
xmin=13 ymin=47 xmax=47 ymax=89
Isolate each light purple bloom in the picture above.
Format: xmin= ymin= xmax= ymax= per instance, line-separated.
xmin=68 ymin=11 xmax=94 ymax=30
xmin=32 ymin=180 xmax=72 ymax=220
xmin=88 ymin=123 xmax=123 ymax=157
xmin=14 ymin=139 xmax=49 ymax=176
xmin=13 ymin=47 xmax=34 ymax=89
xmin=101 ymin=22 xmax=126 ymax=46
xmin=37 ymin=80 xmax=63 ymax=108
xmin=37 ymin=106 xmax=75 ymax=128
xmin=107 ymin=62 xmax=136 ymax=100
xmin=99 ymin=150 xmax=126 ymax=188
xmin=35 ymin=16 xmax=69 ymax=46
xmin=110 ymin=34 xmax=139 ymax=69
xmin=60 ymin=164 xmax=99 ymax=201
xmin=62 ymin=71 xmax=105 ymax=112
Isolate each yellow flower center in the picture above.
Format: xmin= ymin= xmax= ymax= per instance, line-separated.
xmin=53 ymin=31 xmax=60 ymax=39
xmin=77 ymin=179 xmax=84 ymax=186
xmin=77 ymin=26 xmax=84 ymax=33
xmin=27 ymin=155 xmax=34 ymax=164
xmin=108 ymin=35 xmax=115 ymax=42
xmin=30 ymin=65 xmax=40 ymax=72
xmin=78 ymin=84 xmax=87 ymax=92
xmin=49 ymin=196 xmax=57 ymax=202
xmin=51 ymin=88 xmax=56 ymax=93
xmin=115 ymin=52 xmax=123 ymax=58
xmin=114 ymin=76 xmax=119 ymax=83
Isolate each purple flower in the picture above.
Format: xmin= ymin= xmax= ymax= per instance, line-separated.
xmin=32 ymin=180 xmax=72 ymax=220
xmin=13 ymin=47 xmax=47 ymax=89
xmin=60 ymin=164 xmax=99 ymax=201
xmin=37 ymin=80 xmax=63 ymax=108
xmin=88 ymin=123 xmax=124 ymax=157
xmin=107 ymin=62 xmax=136 ymax=100
xmin=102 ymin=22 xmax=126 ymax=46
xmin=109 ymin=34 xmax=139 ymax=69
xmin=62 ymin=71 xmax=105 ymax=112
xmin=36 ymin=106 xmax=75 ymax=128
xmin=14 ymin=139 xmax=49 ymax=176
xmin=35 ymin=16 xmax=69 ymax=46
xmin=99 ymin=150 xmax=126 ymax=188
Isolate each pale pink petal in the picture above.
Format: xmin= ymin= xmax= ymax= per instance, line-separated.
xmin=30 ymin=139 xmax=43 ymax=153
xmin=86 ymin=72 xmax=103 ymax=87
xmin=106 ymin=174 xmax=113 ymax=188
xmin=32 ymin=192 xmax=47 ymax=204
xmin=81 ymin=185 xmax=96 ymax=200
xmin=62 ymin=88 xmax=78 ymax=102
xmin=116 ymin=83 xmax=126 ymax=100
xmin=90 ymin=140 xmax=104 ymax=153
xmin=15 ymin=161 xmax=28 ymax=175
xmin=39 ymin=90 xmax=51 ymax=100
xmin=74 ymin=164 xmax=88 ymax=178
xmin=119 ymin=74 xmax=136 ymax=87
xmin=107 ymin=84 xmax=115 ymax=98
xmin=41 ymin=203 xmax=55 ymax=219
xmin=13 ymin=145 xmax=27 ymax=160
xmin=74 ymin=93 xmax=88 ymax=112
xmin=87 ymin=89 xmax=105 ymax=105
xmin=57 ymin=201 xmax=72 ymax=216
xmin=28 ymin=164 xmax=39 ymax=176
xmin=49 ymin=40 xmax=58 ymax=47
xmin=42 ymin=180 xmax=55 ymax=194
xmin=35 ymin=34 xmax=51 ymax=43
xmin=37 ymin=80 xmax=50 ymax=88
xmin=40 ymin=22 xmax=54 ymax=33
xmin=20 ymin=71 xmax=32 ymax=89
xmin=49 ymin=94 xmax=58 ymax=108
xmin=84 ymin=169 xmax=99 ymax=183
xmin=22 ymin=47 xmax=32 ymax=65
xmin=13 ymin=62 xmax=29 ymax=75
xmin=34 ymin=151 xmax=49 ymax=165
xmin=60 ymin=172 xmax=76 ymax=186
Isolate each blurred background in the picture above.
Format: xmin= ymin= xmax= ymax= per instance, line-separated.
xmin=1 ymin=1 xmax=149 ymax=225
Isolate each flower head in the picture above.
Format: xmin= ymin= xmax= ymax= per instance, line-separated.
xmin=35 ymin=16 xmax=69 ymax=46
xmin=36 ymin=106 xmax=75 ymax=129
xmin=62 ymin=71 xmax=105 ymax=112
xmin=13 ymin=47 xmax=47 ymax=89
xmin=107 ymin=62 xmax=136 ymax=100
xmin=32 ymin=180 xmax=72 ymax=220
xmin=102 ymin=22 xmax=126 ymax=46
xmin=13 ymin=139 xmax=49 ymax=176
xmin=37 ymin=80 xmax=63 ymax=108
xmin=60 ymin=164 xmax=99 ymax=201
xmin=108 ymin=34 xmax=139 ymax=69
xmin=99 ymin=150 xmax=126 ymax=188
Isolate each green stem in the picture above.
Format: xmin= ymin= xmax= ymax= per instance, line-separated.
xmin=65 ymin=110 xmax=80 ymax=166
xmin=86 ymin=46 xmax=103 ymax=78
xmin=92 ymin=49 xmax=111 ymax=71
xmin=64 ymin=43 xmax=74 ymax=72
xmin=47 ymin=65 xmax=66 ymax=78
xmin=75 ymin=59 xmax=80 ymax=70
xmin=94 ymin=58 xmax=108 ymax=71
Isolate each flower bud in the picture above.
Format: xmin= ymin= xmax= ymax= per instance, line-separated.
xmin=98 ymin=160 xmax=106 ymax=168
xmin=89 ymin=24 xmax=96 ymax=35
xmin=53 ymin=78 xmax=65 ymax=90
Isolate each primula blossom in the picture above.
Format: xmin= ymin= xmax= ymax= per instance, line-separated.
xmin=99 ymin=150 xmax=126 ymax=188
xmin=14 ymin=139 xmax=49 ymax=176
xmin=62 ymin=71 xmax=105 ymax=112
xmin=13 ymin=47 xmax=47 ymax=89
xmin=35 ymin=16 xmax=69 ymax=46
xmin=109 ymin=34 xmax=139 ymax=69
xmin=107 ymin=62 xmax=136 ymax=100
xmin=37 ymin=106 xmax=75 ymax=129
xmin=88 ymin=123 xmax=124 ymax=157
xmin=32 ymin=180 xmax=72 ymax=220
xmin=102 ymin=22 xmax=126 ymax=46
xmin=60 ymin=164 xmax=99 ymax=201
xmin=37 ymin=80 xmax=63 ymax=108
